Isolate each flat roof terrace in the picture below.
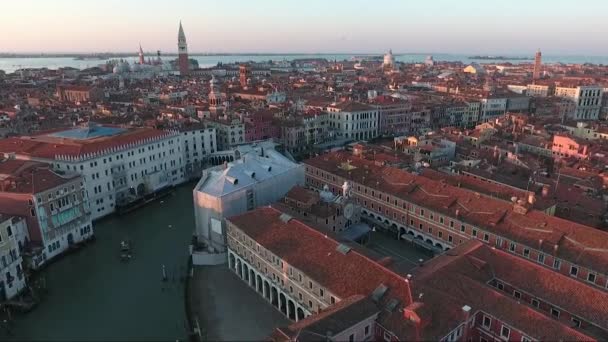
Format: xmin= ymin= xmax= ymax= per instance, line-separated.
xmin=48 ymin=125 xmax=127 ymax=140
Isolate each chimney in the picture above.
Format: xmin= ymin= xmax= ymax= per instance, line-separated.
xmin=541 ymin=185 xmax=550 ymax=198
xmin=461 ymin=305 xmax=472 ymax=342
xmin=527 ymin=192 xmax=536 ymax=205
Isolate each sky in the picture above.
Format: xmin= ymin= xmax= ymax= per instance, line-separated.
xmin=1 ymin=0 xmax=607 ymax=55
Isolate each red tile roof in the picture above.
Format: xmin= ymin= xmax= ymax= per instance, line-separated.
xmin=409 ymin=241 xmax=597 ymax=341
xmin=227 ymin=207 xmax=412 ymax=303
xmin=0 ymin=127 xmax=175 ymax=160
xmin=304 ymin=151 xmax=608 ymax=275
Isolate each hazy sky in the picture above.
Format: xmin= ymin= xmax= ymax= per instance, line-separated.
xmin=2 ymin=0 xmax=607 ymax=55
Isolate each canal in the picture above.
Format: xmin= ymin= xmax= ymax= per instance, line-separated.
xmin=4 ymin=184 xmax=196 ymax=341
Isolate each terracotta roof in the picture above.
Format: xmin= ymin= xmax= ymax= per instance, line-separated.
xmin=304 ymin=151 xmax=608 ymax=275
xmin=0 ymin=127 xmax=175 ymax=160
xmin=0 ymin=159 xmax=79 ymax=194
xmin=227 ymin=207 xmax=412 ymax=303
xmin=409 ymin=241 xmax=597 ymax=341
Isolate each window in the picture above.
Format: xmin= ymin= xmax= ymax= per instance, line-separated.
xmin=497 ymin=282 xmax=504 ymax=290
xmin=570 ymin=266 xmax=578 ymax=276
xmin=330 ymin=296 xmax=335 ymax=304
xmin=460 ymin=224 xmax=465 ymax=232
xmin=364 ymin=325 xmax=370 ymax=336
xmin=482 ymin=315 xmax=491 ymax=329
xmin=538 ymin=253 xmax=545 ymax=264
xmin=523 ymin=248 xmax=530 ymax=258
xmin=6 ymin=226 xmax=12 ymax=237
xmin=500 ymin=325 xmax=510 ymax=339
xmin=571 ymin=317 xmax=581 ymax=328
xmin=531 ymin=299 xmax=540 ymax=308
xmin=551 ymin=308 xmax=560 ymax=318
xmin=553 ymin=259 xmax=561 ymax=270
xmin=521 ymin=336 xmax=532 ymax=342
xmin=513 ymin=291 xmax=521 ymax=299
xmin=349 ymin=334 xmax=354 ymax=342
xmin=472 ymin=229 xmax=477 ymax=237
xmin=587 ymin=273 xmax=596 ymax=283
xmin=320 ymin=288 xmax=324 ymax=297
xmin=383 ymin=331 xmax=391 ymax=342
xmin=308 ymin=300 xmax=313 ymax=308
xmin=483 ymin=233 xmax=489 ymax=242
xmin=509 ymin=242 xmax=516 ymax=252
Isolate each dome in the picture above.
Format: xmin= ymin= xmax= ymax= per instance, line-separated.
xmin=118 ymin=61 xmax=130 ymax=73
xmin=383 ymin=49 xmax=395 ymax=66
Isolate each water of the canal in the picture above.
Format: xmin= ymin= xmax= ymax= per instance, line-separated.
xmin=4 ymin=184 xmax=196 ymax=341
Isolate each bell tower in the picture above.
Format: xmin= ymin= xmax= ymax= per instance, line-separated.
xmin=178 ymin=21 xmax=189 ymax=75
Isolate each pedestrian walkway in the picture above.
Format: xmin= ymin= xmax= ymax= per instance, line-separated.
xmin=190 ymin=265 xmax=289 ymax=341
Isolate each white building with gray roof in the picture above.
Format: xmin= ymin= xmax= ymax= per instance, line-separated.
xmin=192 ymin=142 xmax=304 ymax=264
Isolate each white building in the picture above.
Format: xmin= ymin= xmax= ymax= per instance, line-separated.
xmin=327 ymin=102 xmax=379 ymax=141
xmin=0 ymin=215 xmax=27 ymax=300
xmin=526 ymin=84 xmax=551 ymax=97
xmin=480 ymin=97 xmax=508 ymax=121
xmin=192 ymin=142 xmax=304 ymax=262
xmin=555 ymin=85 xmax=603 ymax=120
xmin=179 ymin=126 xmax=217 ymax=180
xmin=205 ymin=116 xmax=246 ymax=151
xmin=0 ymin=122 xmax=187 ymax=220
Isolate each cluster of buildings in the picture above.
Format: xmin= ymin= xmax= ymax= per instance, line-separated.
xmin=1 ymin=21 xmax=608 ymax=340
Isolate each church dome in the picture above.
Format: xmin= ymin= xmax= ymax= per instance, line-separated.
xmin=383 ymin=49 xmax=395 ymax=66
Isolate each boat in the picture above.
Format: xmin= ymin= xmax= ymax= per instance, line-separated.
xmin=120 ymin=240 xmax=133 ymax=262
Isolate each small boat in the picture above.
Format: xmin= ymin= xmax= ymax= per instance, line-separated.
xmin=120 ymin=240 xmax=133 ymax=262
xmin=120 ymin=240 xmax=131 ymax=252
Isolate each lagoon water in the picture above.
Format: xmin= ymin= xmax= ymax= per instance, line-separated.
xmin=2 ymin=53 xmax=608 ymax=73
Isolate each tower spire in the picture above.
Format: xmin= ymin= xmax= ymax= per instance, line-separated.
xmin=138 ymin=43 xmax=145 ymax=64
xmin=177 ymin=20 xmax=189 ymax=75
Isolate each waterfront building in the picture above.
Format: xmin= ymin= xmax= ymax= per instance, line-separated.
xmin=554 ymin=85 xmax=603 ymax=120
xmin=533 ymin=49 xmax=542 ymax=80
xmin=178 ymin=125 xmax=217 ymax=180
xmin=0 ymin=122 xmax=185 ymax=220
xmin=327 ymin=102 xmax=379 ymax=141
xmin=0 ymin=160 xmax=92 ymax=269
xmin=192 ymin=142 xmax=304 ymax=262
xmin=303 ymin=150 xmax=608 ymax=290
xmin=0 ymin=215 xmax=27 ymax=300
xmin=382 ymin=49 xmax=395 ymax=72
xmin=227 ymin=206 xmax=603 ymax=341
xmin=178 ymin=21 xmax=189 ymax=75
